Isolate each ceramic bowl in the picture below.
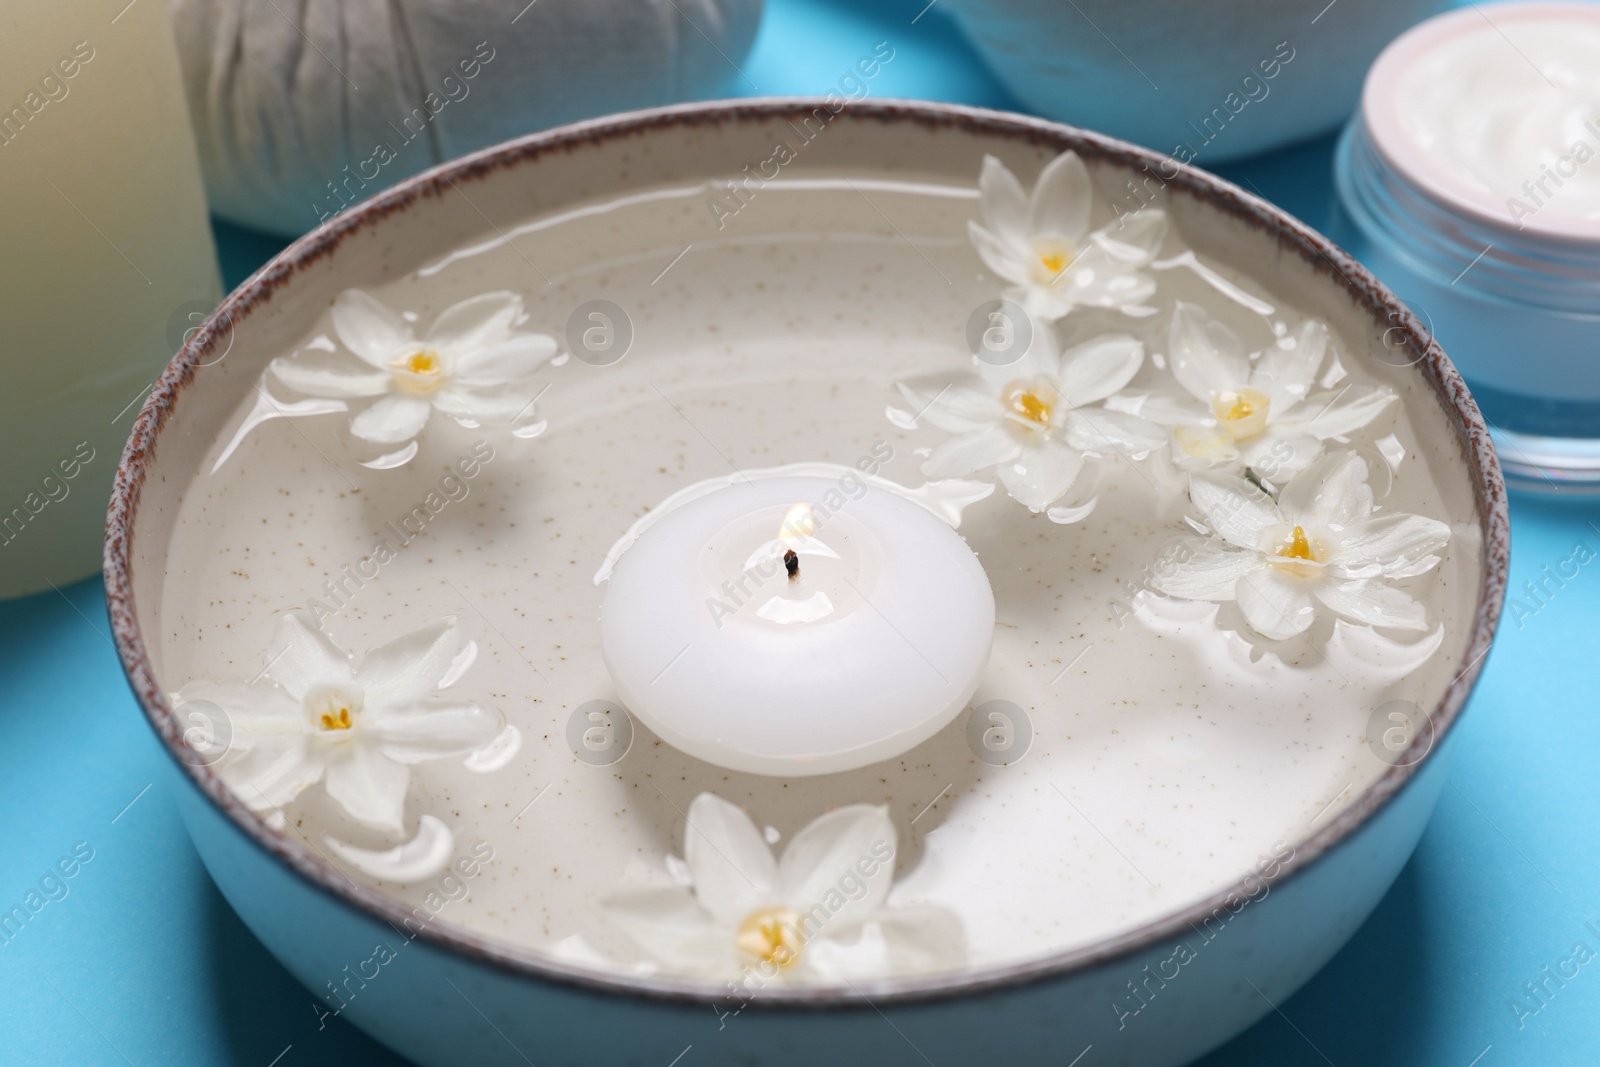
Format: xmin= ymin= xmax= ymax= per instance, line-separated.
xmin=940 ymin=0 xmax=1450 ymax=163
xmin=107 ymin=99 xmax=1506 ymax=1067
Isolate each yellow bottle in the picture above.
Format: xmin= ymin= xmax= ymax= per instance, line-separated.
xmin=0 ymin=0 xmax=220 ymax=598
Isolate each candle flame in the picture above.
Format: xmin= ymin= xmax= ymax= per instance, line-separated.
xmin=777 ymin=503 xmax=815 ymax=545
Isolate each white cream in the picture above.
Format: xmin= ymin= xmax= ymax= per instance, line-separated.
xmin=1395 ymin=13 xmax=1600 ymax=221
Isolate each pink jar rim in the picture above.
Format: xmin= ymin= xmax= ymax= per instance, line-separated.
xmin=1361 ymin=1 xmax=1600 ymax=246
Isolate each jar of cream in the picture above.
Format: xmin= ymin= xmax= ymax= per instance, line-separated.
xmin=1334 ymin=1 xmax=1600 ymax=491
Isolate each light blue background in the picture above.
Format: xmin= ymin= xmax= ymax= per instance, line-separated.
xmin=2 ymin=0 xmax=1594 ymax=1064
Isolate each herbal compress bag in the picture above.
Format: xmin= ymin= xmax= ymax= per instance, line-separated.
xmin=169 ymin=0 xmax=763 ymax=234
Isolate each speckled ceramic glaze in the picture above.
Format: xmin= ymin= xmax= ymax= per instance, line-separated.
xmin=107 ymin=100 xmax=1507 ymax=1067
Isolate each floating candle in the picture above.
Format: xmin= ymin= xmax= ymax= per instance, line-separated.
xmin=599 ymin=476 xmax=995 ymax=776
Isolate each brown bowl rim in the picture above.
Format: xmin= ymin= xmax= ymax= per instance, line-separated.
xmin=104 ymin=97 xmax=1508 ymax=1009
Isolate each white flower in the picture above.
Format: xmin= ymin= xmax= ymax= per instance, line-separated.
xmin=175 ymin=614 xmax=502 ymax=834
xmin=1113 ymin=302 xmax=1396 ymax=480
xmin=1150 ymin=452 xmax=1450 ymax=640
xmin=270 ymin=288 xmax=556 ymax=450
xmin=599 ymin=794 xmax=963 ymax=982
xmin=896 ymin=331 xmax=1164 ymax=511
xmin=968 ymin=151 xmax=1167 ymax=321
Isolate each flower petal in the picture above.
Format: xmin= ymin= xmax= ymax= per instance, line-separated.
xmin=923 ymin=426 xmax=1022 ymax=480
xmin=976 ymin=155 xmax=1031 ymax=251
xmin=974 ymin=319 xmax=1060 ymax=387
xmin=1149 ymin=539 xmax=1259 ymax=601
xmin=967 ymin=220 xmax=1030 ymax=286
xmin=350 ymin=394 xmax=432 ymax=445
xmin=544 ymin=933 xmax=618 ymax=971
xmin=1056 ymin=256 xmax=1158 ymax=309
xmin=1172 ymin=424 xmax=1241 ymax=465
xmin=1235 ymin=569 xmax=1317 ymax=640
xmin=331 ymin=289 xmax=413 ymax=367
xmin=684 ymin=794 xmax=778 ymax=924
xmin=602 ymin=888 xmax=728 ymax=973
xmin=265 ymin=612 xmax=353 ymax=700
xmin=1091 ymin=208 xmax=1166 ymax=264
xmin=1241 ymin=432 xmax=1323 ymax=484
xmin=1055 ymin=335 xmax=1144 ymax=406
xmin=1188 ymin=472 xmax=1278 ymax=549
xmin=1029 ymin=150 xmax=1093 ymax=242
xmin=1169 ymin=301 xmax=1249 ymax=401
xmin=425 ymin=291 xmax=525 ymax=352
xmin=433 ymin=388 xmax=537 ymax=426
xmin=1313 ymin=579 xmax=1429 ymax=630
xmin=270 ymin=351 xmax=391 ymax=399
xmin=323 ymin=746 xmax=411 ymax=833
xmin=1335 ymin=513 xmax=1451 ymax=575
xmin=1063 ymin=408 xmax=1165 ymax=454
xmin=1250 ymin=319 xmax=1327 ymax=408
xmin=895 ymin=376 xmax=999 ymax=435
xmin=219 ymin=739 xmax=321 ymax=813
xmin=803 ymin=902 xmax=967 ymax=982
xmin=1277 ymin=385 xmax=1397 ymax=440
xmin=173 ymin=680 xmax=304 ymax=761
xmin=368 ymin=700 xmax=503 ymax=764
xmin=356 ymin=617 xmax=465 ymax=706
xmin=1279 ymin=452 xmax=1373 ymax=529
xmin=1015 ymin=284 xmax=1074 ymax=323
xmin=872 ymin=905 xmax=969 ymax=977
xmin=453 ymin=332 xmax=557 ymax=386
xmin=777 ymin=804 xmax=896 ymax=931
xmin=998 ymin=442 xmax=1085 ymax=510
xmin=1106 ymin=389 xmax=1208 ymax=426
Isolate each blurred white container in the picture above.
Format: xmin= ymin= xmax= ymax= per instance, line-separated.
xmin=0 ymin=0 xmax=219 ymax=598
xmin=941 ymin=0 xmax=1449 ymax=164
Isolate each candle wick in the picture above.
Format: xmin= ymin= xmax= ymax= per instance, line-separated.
xmin=783 ymin=549 xmax=799 ymax=580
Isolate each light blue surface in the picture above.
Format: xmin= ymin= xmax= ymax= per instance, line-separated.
xmin=1 ymin=1 xmax=1594 ymax=1064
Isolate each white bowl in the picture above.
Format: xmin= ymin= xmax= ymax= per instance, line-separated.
xmin=107 ymin=99 xmax=1506 ymax=1067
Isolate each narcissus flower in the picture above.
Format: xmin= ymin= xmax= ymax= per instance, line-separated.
xmin=270 ymin=288 xmax=555 ymax=455
xmin=897 ymin=331 xmax=1163 ymax=511
xmin=175 ymin=614 xmax=501 ymax=834
xmin=597 ymin=793 xmax=963 ymax=982
xmin=1150 ymin=453 xmax=1450 ymax=640
xmin=1112 ymin=302 xmax=1395 ymax=480
xmin=968 ymin=151 xmax=1166 ymax=321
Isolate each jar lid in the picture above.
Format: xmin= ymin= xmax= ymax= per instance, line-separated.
xmin=1362 ymin=1 xmax=1600 ymax=247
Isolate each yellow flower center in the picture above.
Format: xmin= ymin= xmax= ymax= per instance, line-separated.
xmin=1277 ymin=525 xmax=1314 ymax=561
xmin=1267 ymin=524 xmax=1328 ymax=579
xmin=735 ymin=906 xmax=804 ymax=969
xmin=1030 ymin=237 xmax=1075 ymax=284
xmin=389 ymin=348 xmax=446 ymax=395
xmin=304 ymin=684 xmax=363 ymax=738
xmin=1001 ymin=378 xmax=1061 ymax=434
xmin=1210 ymin=388 xmax=1271 ymax=441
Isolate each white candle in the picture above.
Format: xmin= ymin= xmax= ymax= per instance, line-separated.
xmin=600 ymin=476 xmax=994 ymax=776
